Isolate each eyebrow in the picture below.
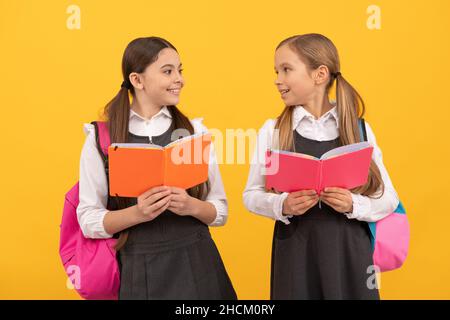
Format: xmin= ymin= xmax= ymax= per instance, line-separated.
xmin=160 ymin=63 xmax=183 ymax=69
xmin=274 ymin=63 xmax=293 ymax=70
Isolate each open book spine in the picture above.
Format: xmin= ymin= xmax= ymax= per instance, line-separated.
xmin=317 ymin=160 xmax=323 ymax=209
xmin=162 ymin=148 xmax=168 ymax=186
xmin=317 ymin=160 xmax=323 ymax=195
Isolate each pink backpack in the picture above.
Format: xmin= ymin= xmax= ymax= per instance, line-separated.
xmin=59 ymin=121 xmax=120 ymax=300
xmin=358 ymin=119 xmax=410 ymax=272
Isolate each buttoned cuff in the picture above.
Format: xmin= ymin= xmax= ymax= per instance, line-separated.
xmin=206 ymin=199 xmax=228 ymax=227
xmin=344 ymin=193 xmax=371 ymax=220
xmin=80 ymin=209 xmax=114 ymax=239
xmin=273 ymin=192 xmax=292 ymax=224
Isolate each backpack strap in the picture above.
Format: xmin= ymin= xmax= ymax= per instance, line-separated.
xmin=358 ymin=118 xmax=368 ymax=142
xmin=358 ymin=118 xmax=377 ymax=247
xmin=91 ymin=121 xmax=110 ymax=157
xmin=90 ymin=121 xmax=110 ymax=179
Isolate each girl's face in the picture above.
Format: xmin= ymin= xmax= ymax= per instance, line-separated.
xmin=135 ymin=48 xmax=184 ymax=106
xmin=274 ymin=44 xmax=316 ymax=107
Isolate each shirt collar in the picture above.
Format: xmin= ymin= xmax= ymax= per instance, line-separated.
xmin=292 ymin=102 xmax=339 ymax=129
xmin=129 ymin=105 xmax=172 ymax=121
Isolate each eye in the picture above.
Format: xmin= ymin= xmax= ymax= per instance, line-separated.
xmin=179 ymin=69 xmax=183 ymax=74
xmin=283 ymin=67 xmax=289 ymax=72
xmin=164 ymin=69 xmax=172 ymax=75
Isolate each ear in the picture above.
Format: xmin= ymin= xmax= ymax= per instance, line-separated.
xmin=129 ymin=72 xmax=144 ymax=90
xmin=313 ymin=65 xmax=330 ymax=85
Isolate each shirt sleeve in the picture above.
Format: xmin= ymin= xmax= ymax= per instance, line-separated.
xmin=76 ymin=123 xmax=113 ymax=239
xmin=243 ymin=119 xmax=292 ymax=224
xmin=345 ymin=121 xmax=400 ymax=222
xmin=191 ymin=118 xmax=229 ymax=227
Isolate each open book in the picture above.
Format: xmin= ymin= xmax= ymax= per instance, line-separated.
xmin=265 ymin=142 xmax=374 ymax=195
xmin=108 ymin=132 xmax=211 ymax=197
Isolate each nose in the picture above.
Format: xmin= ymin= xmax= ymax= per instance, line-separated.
xmin=274 ymin=73 xmax=282 ymax=86
xmin=274 ymin=77 xmax=282 ymax=86
xmin=175 ymin=71 xmax=184 ymax=86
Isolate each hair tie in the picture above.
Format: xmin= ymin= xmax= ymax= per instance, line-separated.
xmin=121 ymin=80 xmax=131 ymax=90
xmin=333 ymin=72 xmax=341 ymax=79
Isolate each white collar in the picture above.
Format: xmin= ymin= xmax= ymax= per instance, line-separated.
xmin=129 ymin=105 xmax=172 ymax=121
xmin=292 ymin=102 xmax=339 ymax=129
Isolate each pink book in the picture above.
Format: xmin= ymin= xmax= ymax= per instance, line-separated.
xmin=265 ymin=142 xmax=374 ymax=195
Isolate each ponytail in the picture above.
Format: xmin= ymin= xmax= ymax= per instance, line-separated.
xmin=274 ymin=105 xmax=295 ymax=151
xmin=335 ymin=74 xmax=384 ymax=198
xmin=104 ymin=86 xmax=131 ymax=145
xmin=102 ymin=86 xmax=131 ymax=251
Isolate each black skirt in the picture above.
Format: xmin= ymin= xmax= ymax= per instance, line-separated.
xmin=118 ymin=213 xmax=237 ymax=300
xmin=271 ymin=202 xmax=379 ymax=300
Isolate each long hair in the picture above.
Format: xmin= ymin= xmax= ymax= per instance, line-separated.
xmin=103 ymin=37 xmax=210 ymax=250
xmin=273 ymin=33 xmax=384 ymax=198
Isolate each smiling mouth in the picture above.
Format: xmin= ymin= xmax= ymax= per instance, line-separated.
xmin=167 ymin=88 xmax=181 ymax=94
xmin=280 ymin=89 xmax=290 ymax=95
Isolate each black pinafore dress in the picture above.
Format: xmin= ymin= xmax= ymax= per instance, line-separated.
xmin=270 ymin=130 xmax=379 ymax=300
xmin=111 ymin=123 xmax=237 ymax=300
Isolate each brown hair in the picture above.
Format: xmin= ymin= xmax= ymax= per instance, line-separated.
xmin=103 ymin=37 xmax=210 ymax=250
xmin=273 ymin=33 xmax=384 ymax=198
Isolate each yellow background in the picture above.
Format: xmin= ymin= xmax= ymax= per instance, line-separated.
xmin=1 ymin=0 xmax=449 ymax=299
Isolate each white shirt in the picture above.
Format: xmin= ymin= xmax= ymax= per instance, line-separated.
xmin=77 ymin=106 xmax=228 ymax=239
xmin=243 ymin=105 xmax=400 ymax=224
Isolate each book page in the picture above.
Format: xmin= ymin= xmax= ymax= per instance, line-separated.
xmin=110 ymin=143 xmax=163 ymax=149
xmin=272 ymin=149 xmax=318 ymax=160
xmin=165 ymin=132 xmax=208 ymax=148
xmin=320 ymin=141 xmax=372 ymax=160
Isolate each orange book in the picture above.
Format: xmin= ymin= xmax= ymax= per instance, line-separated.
xmin=108 ymin=133 xmax=211 ymax=197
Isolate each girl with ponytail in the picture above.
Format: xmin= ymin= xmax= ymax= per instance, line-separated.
xmin=243 ymin=34 xmax=400 ymax=299
xmin=77 ymin=37 xmax=236 ymax=300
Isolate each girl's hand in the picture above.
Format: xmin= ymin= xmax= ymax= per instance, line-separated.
xmin=282 ymin=190 xmax=319 ymax=216
xmin=135 ymin=186 xmax=172 ymax=222
xmin=320 ymin=187 xmax=353 ymax=213
xmin=167 ymin=187 xmax=199 ymax=216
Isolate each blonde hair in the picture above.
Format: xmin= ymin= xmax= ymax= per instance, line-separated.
xmin=274 ymin=33 xmax=384 ymax=198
